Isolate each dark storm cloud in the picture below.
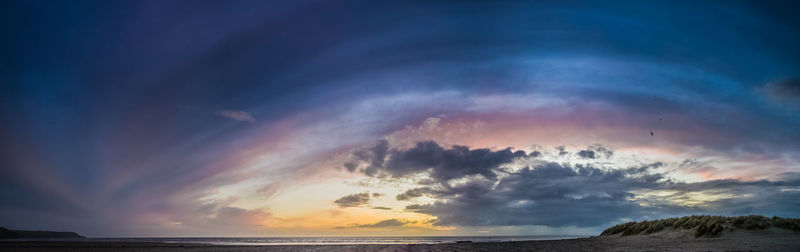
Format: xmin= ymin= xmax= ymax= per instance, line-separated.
xmin=405 ymin=162 xmax=800 ymax=227
xmin=396 ymin=187 xmax=435 ymax=201
xmin=344 ymin=140 xmax=390 ymax=175
xmin=333 ymin=193 xmax=371 ymax=208
xmin=347 ymin=140 xmax=527 ymax=181
xmin=347 ymin=140 xmax=800 ymax=227
xmin=404 ymin=162 xmax=665 ymax=227
xmin=334 ymin=219 xmax=415 ymax=229
xmin=383 ymin=141 xmax=522 ymax=181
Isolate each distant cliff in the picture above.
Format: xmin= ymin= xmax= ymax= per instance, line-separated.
xmin=0 ymin=227 xmax=84 ymax=239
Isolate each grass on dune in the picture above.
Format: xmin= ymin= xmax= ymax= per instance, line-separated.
xmin=601 ymin=215 xmax=800 ymax=238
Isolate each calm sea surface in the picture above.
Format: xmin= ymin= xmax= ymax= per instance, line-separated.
xmin=75 ymin=236 xmax=581 ymax=245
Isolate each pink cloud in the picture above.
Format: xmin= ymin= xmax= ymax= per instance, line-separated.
xmin=216 ymin=109 xmax=255 ymax=122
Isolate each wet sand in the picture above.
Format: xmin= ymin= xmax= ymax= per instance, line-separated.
xmin=2 ymin=228 xmax=798 ymax=252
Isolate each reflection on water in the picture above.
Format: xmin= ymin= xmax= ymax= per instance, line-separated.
xmin=78 ymin=236 xmax=581 ymax=245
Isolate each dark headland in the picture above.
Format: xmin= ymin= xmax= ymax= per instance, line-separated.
xmin=0 ymin=227 xmax=83 ymax=239
xmin=1 ymin=215 xmax=799 ymax=251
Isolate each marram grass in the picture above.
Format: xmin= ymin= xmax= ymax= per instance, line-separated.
xmin=601 ymin=215 xmax=800 ymax=238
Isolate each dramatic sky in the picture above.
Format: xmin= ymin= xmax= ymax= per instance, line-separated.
xmin=2 ymin=0 xmax=800 ymax=237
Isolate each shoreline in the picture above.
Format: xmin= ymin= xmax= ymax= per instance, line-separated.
xmin=0 ymin=235 xmax=583 ymax=246
xmin=2 ymin=230 xmax=799 ymax=252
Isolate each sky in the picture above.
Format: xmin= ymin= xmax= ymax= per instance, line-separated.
xmin=1 ymin=0 xmax=800 ymax=237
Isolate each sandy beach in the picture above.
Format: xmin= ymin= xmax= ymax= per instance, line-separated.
xmin=2 ymin=228 xmax=798 ymax=252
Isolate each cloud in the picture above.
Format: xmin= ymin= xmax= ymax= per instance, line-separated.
xmin=371 ymin=206 xmax=392 ymax=210
xmin=406 ymin=162 xmax=800 ymax=227
xmin=577 ymin=150 xmax=596 ymax=159
xmin=396 ymin=187 xmax=435 ymax=201
xmin=334 ymin=219 xmax=415 ymax=229
xmin=403 ymin=162 xmax=666 ymax=227
xmin=343 ymin=162 xmax=358 ymax=172
xmin=215 ymin=109 xmax=255 ymax=122
xmin=346 ymin=140 xmax=527 ymax=182
xmin=577 ymin=145 xmax=614 ymax=159
xmin=765 ymin=78 xmax=800 ymax=105
xmin=555 ymin=146 xmax=569 ymax=156
xmin=372 ymin=193 xmax=384 ymax=198
xmin=333 ymin=193 xmax=371 ymax=208
xmin=344 ymin=140 xmax=389 ymax=175
xmin=344 ymin=140 xmax=800 ymax=228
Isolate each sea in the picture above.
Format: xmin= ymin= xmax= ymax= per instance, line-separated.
xmin=27 ymin=236 xmax=581 ymax=245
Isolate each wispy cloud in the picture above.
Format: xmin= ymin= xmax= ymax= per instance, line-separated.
xmin=765 ymin=78 xmax=800 ymax=106
xmin=334 ymin=219 xmax=415 ymax=229
xmin=216 ymin=109 xmax=255 ymax=122
xmin=333 ymin=193 xmax=371 ymax=208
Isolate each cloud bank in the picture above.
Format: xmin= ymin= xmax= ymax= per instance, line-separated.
xmin=343 ymin=140 xmax=800 ymax=227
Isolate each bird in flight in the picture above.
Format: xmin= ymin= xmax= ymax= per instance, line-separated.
xmin=650 ymin=131 xmax=654 ymax=136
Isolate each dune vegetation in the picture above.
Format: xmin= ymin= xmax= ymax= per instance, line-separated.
xmin=601 ymin=215 xmax=800 ymax=238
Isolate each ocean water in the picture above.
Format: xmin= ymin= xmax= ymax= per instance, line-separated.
xmin=83 ymin=236 xmax=580 ymax=245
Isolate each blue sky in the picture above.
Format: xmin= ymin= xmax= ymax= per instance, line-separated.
xmin=1 ymin=0 xmax=799 ymax=237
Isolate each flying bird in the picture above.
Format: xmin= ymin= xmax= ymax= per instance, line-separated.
xmin=650 ymin=131 xmax=654 ymax=136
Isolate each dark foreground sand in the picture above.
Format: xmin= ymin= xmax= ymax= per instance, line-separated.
xmin=2 ymin=228 xmax=798 ymax=252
